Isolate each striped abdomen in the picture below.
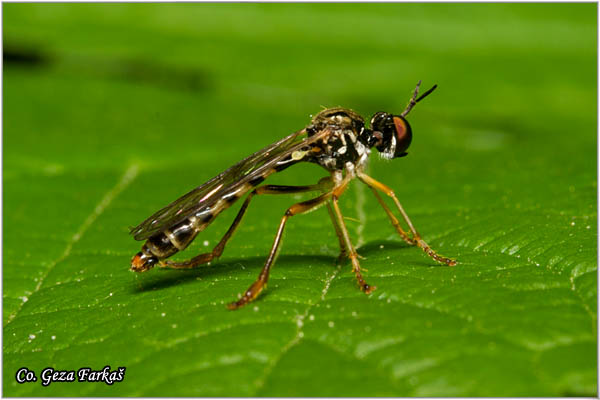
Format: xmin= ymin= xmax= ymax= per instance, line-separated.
xmin=131 ymin=174 xmax=279 ymax=272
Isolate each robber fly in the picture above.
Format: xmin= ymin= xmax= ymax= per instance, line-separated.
xmin=130 ymin=81 xmax=456 ymax=310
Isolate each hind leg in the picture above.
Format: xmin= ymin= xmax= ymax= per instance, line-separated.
xmin=161 ymin=183 xmax=328 ymax=270
xmin=228 ymin=176 xmax=353 ymax=309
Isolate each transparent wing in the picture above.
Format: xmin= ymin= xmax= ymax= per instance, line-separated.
xmin=130 ymin=128 xmax=327 ymax=240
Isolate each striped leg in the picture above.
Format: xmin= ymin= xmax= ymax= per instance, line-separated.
xmin=358 ymin=173 xmax=456 ymax=266
xmin=161 ymin=183 xmax=325 ymax=270
xmin=228 ymin=177 xmax=351 ymax=310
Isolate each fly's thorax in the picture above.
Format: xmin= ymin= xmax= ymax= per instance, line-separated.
xmin=310 ymin=107 xmax=364 ymax=128
xmin=307 ymin=108 xmax=371 ymax=171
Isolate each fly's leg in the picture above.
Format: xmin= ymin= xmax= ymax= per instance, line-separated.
xmin=369 ymin=188 xmax=415 ymax=246
xmin=316 ymin=176 xmax=351 ymax=263
xmin=161 ymin=183 xmax=325 ymax=270
xmin=326 ymin=202 xmax=350 ymax=263
xmin=358 ymin=173 xmax=456 ymax=266
xmin=325 ymin=202 xmax=366 ymax=264
xmin=228 ymin=177 xmax=351 ymax=310
xmin=330 ymin=189 xmax=376 ymax=294
xmin=227 ymin=193 xmax=332 ymax=309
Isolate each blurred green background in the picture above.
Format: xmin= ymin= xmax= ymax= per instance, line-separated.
xmin=3 ymin=3 xmax=597 ymax=397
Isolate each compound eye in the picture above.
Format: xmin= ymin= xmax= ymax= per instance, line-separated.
xmin=392 ymin=116 xmax=412 ymax=155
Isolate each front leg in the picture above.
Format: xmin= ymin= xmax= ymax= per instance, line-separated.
xmin=358 ymin=172 xmax=456 ymax=266
xmin=368 ymin=187 xmax=416 ymax=246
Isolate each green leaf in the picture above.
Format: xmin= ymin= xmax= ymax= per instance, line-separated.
xmin=3 ymin=3 xmax=596 ymax=397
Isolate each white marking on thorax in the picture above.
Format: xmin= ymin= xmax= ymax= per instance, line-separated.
xmin=354 ymin=140 xmax=367 ymax=157
xmin=345 ymin=130 xmax=357 ymax=143
xmin=356 ymin=148 xmax=371 ymax=173
xmin=325 ymin=157 xmax=337 ymax=169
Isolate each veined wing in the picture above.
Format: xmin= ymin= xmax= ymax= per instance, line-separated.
xmin=130 ymin=128 xmax=328 ymax=240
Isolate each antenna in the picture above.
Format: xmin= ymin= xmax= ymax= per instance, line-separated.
xmin=400 ymin=80 xmax=438 ymax=118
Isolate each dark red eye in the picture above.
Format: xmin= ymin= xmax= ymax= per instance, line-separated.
xmin=392 ymin=116 xmax=412 ymax=155
xmin=393 ymin=116 xmax=409 ymax=144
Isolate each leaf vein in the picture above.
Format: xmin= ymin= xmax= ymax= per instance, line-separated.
xmin=4 ymin=164 xmax=140 ymax=327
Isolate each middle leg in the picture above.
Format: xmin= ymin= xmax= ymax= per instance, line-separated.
xmin=326 ymin=201 xmax=350 ymax=263
xmin=330 ymin=192 xmax=376 ymax=294
xmin=318 ymin=176 xmax=351 ymax=263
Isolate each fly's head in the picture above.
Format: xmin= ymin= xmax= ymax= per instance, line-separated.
xmin=363 ymin=81 xmax=437 ymax=160
xmin=369 ymin=112 xmax=412 ymax=159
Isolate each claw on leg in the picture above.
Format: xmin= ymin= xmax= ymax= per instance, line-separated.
xmin=349 ymin=252 xmax=376 ymax=294
xmin=227 ymin=280 xmax=266 ymax=310
xmin=416 ymin=238 xmax=457 ymax=266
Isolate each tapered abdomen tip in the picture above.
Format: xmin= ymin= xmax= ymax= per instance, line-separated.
xmin=131 ymin=252 xmax=157 ymax=272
